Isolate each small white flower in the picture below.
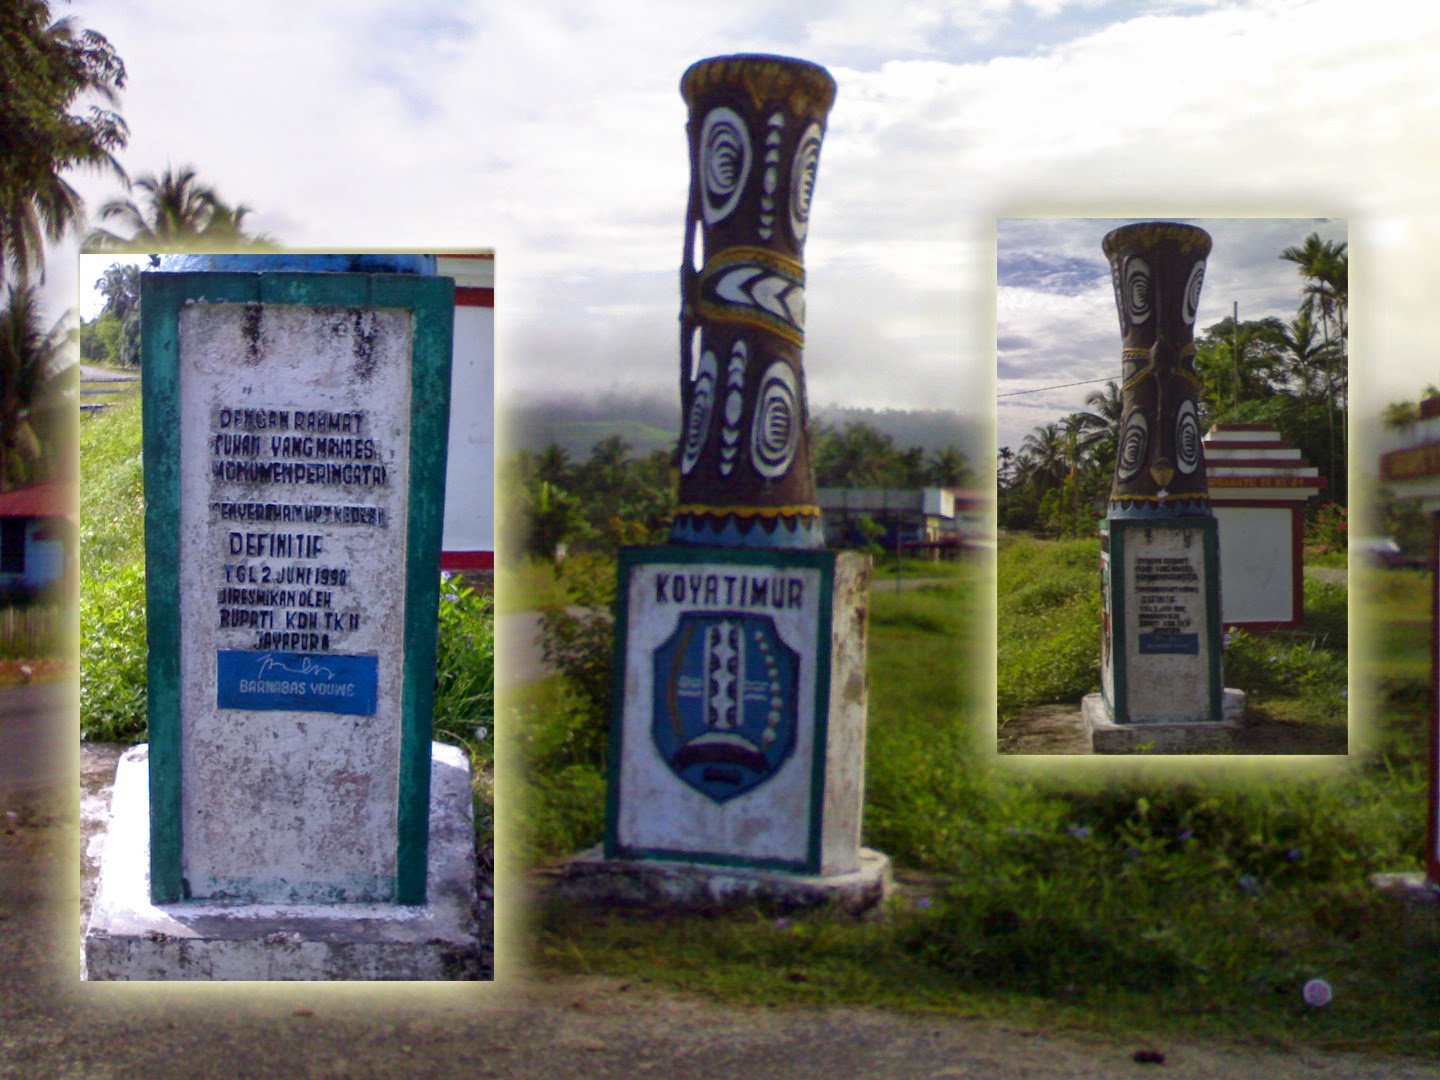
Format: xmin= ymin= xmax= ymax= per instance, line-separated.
xmin=1302 ymin=978 xmax=1333 ymax=1007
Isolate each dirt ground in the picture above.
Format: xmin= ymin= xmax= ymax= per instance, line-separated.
xmin=1000 ymin=701 xmax=1348 ymax=755
xmin=3 ymin=682 xmax=1428 ymax=1077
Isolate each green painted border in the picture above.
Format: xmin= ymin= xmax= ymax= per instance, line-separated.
xmin=606 ymin=545 xmax=837 ymax=874
xmin=140 ymin=273 xmax=186 ymax=902
xmin=1201 ymin=518 xmax=1223 ymax=713
xmin=140 ymin=271 xmax=453 ymax=905
xmin=804 ymin=563 xmax=835 ymax=874
xmin=1106 ymin=522 xmax=1126 ymax=721
xmin=1107 ymin=517 xmax=1223 ymax=724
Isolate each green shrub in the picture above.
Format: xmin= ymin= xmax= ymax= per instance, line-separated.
xmin=433 ymin=572 xmax=496 ymax=767
xmin=80 ymin=558 xmax=148 ymax=741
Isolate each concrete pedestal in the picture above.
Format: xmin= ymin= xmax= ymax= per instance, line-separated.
xmin=1084 ymin=690 xmax=1247 ymax=754
xmin=550 ymin=845 xmax=892 ymax=916
xmin=83 ymin=741 xmax=484 ymax=981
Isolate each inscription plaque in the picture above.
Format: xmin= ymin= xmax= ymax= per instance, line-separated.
xmin=142 ymin=271 xmax=453 ymax=905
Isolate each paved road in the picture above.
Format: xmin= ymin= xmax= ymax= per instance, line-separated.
xmin=0 ymin=681 xmax=71 ymax=805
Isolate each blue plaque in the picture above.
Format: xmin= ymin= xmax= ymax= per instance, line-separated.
xmin=1138 ymin=632 xmax=1199 ymax=655
xmin=216 ymin=650 xmax=379 ymax=716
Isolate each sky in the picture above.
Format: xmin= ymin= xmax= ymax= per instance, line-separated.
xmin=44 ymin=0 xmax=1440 ymax=475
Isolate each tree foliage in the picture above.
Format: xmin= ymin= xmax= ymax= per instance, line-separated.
xmin=503 ymin=420 xmax=972 ymax=560
xmin=85 ymin=163 xmax=273 ymax=252
xmin=813 ymin=420 xmax=972 ymax=489
xmin=0 ymin=0 xmax=127 ymax=282
xmin=0 ymin=282 xmax=68 ymax=489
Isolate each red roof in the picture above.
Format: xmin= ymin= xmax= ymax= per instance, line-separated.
xmin=0 ymin=480 xmax=76 ymax=522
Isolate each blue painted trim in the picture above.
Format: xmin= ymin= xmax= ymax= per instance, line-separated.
xmin=669 ymin=512 xmax=824 ymax=550
xmin=157 ymin=253 xmax=436 ymax=275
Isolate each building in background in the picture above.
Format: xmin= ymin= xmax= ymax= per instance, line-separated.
xmin=817 ymin=487 xmax=988 ymax=557
xmin=437 ymin=254 xmax=495 ymax=575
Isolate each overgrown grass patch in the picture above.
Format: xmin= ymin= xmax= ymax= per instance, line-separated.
xmin=997 ymin=537 xmax=1348 ymax=741
xmin=528 ymin=539 xmax=1440 ymax=1053
xmin=997 ymin=536 xmax=1101 ymax=727
xmin=496 ymin=556 xmax=569 ymax=614
xmin=81 ymin=398 xmax=149 ymax=742
xmin=509 ymin=676 xmax=608 ymax=865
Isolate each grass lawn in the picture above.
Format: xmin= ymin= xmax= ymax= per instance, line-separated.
xmin=996 ymin=534 xmax=1348 ymax=753
xmin=520 ymin=547 xmax=1439 ymax=1054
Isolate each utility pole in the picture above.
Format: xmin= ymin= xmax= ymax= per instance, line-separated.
xmin=1232 ymin=300 xmax=1240 ymax=421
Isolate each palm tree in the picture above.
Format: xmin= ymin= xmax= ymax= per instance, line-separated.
xmin=996 ymin=445 xmax=1015 ymax=490
xmin=1082 ymin=381 xmax=1123 ymax=434
xmin=1277 ymin=311 xmax=1328 ymax=402
xmin=0 ymin=283 xmax=66 ymax=490
xmin=925 ymin=446 xmax=970 ymax=487
xmin=533 ymin=443 xmax=573 ymax=489
xmin=1079 ymin=381 xmax=1122 ymax=474
xmin=85 ymin=164 xmax=271 ymax=251
xmin=1282 ymin=234 xmax=1347 ymax=358
xmin=1281 ymin=234 xmax=1348 ymax=453
xmin=0 ymin=1 xmax=128 ymax=281
xmin=1018 ymin=422 xmax=1067 ymax=491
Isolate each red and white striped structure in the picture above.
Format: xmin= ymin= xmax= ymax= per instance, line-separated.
xmin=1201 ymin=423 xmax=1324 ymax=631
xmin=437 ymin=254 xmax=495 ymax=573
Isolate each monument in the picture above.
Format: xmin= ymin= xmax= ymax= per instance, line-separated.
xmin=1082 ymin=223 xmax=1245 ymax=753
xmin=84 ymin=254 xmax=485 ymax=979
xmin=556 ymin=55 xmax=889 ymax=912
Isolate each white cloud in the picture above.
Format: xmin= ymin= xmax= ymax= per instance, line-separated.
xmin=43 ymin=0 xmax=1438 ymax=441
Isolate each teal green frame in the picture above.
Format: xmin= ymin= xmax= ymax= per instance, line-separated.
xmin=604 ymin=545 xmax=836 ymax=874
xmin=1102 ymin=517 xmax=1223 ymax=724
xmin=141 ymin=271 xmax=453 ymax=905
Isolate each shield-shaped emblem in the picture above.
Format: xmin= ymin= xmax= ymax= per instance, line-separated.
xmin=652 ymin=612 xmax=800 ymax=803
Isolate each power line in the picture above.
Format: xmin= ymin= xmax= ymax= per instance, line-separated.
xmin=997 ymin=376 xmax=1113 ymax=399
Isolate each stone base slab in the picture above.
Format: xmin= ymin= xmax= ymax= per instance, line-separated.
xmin=83 ymin=741 xmax=486 ymax=981
xmin=545 ymin=845 xmax=892 ymax=917
xmin=1084 ymin=690 xmax=1247 ymax=754
xmin=1371 ymin=872 xmax=1440 ymax=904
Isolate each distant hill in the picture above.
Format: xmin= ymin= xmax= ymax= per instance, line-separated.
xmin=814 ymin=406 xmax=980 ymax=462
xmin=507 ymin=396 xmax=677 ymax=460
xmin=506 ymin=395 xmax=983 ymax=466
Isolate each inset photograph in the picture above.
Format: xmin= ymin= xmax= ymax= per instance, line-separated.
xmin=997 ymin=218 xmax=1347 ymax=756
xmin=79 ymin=250 xmax=495 ymax=980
